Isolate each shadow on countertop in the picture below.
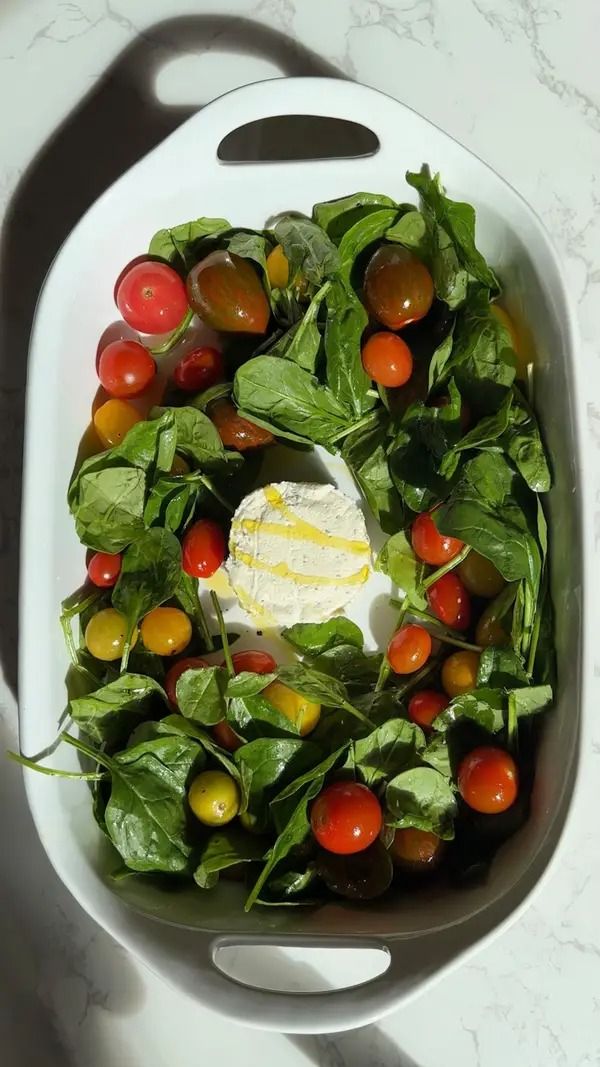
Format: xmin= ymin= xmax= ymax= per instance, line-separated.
xmin=0 ymin=13 xmax=345 ymax=700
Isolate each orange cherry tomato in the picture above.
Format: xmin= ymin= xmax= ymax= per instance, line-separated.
xmin=173 ymin=346 xmax=224 ymax=392
xmin=387 ymin=624 xmax=432 ymax=674
xmin=311 ymin=781 xmax=382 ymax=855
xmin=97 ymin=340 xmax=156 ymax=399
xmin=390 ymin=828 xmax=444 ymax=871
xmin=266 ymin=244 xmax=289 ymax=289
xmin=230 ymin=650 xmax=277 ymax=675
xmin=364 ymin=245 xmax=434 ymax=329
xmin=361 ymin=331 xmax=413 ymax=387
xmin=164 ymin=656 xmax=209 ymax=709
xmin=427 ymin=572 xmax=471 ymax=631
xmin=441 ymin=650 xmax=480 ymax=698
xmin=182 ymin=519 xmax=226 ymax=579
xmin=411 ymin=509 xmax=464 ymax=566
xmin=212 ymin=719 xmax=243 ymax=752
xmin=458 ymin=746 xmax=518 ymax=814
xmin=210 ymin=399 xmax=274 ymax=451
xmin=187 ymin=251 xmax=270 ymax=334
xmin=93 ymin=398 xmax=142 ymax=447
xmin=87 ymin=551 xmax=121 ymax=588
xmin=408 ymin=689 xmax=449 ymax=730
xmin=116 ymin=260 xmax=189 ymax=334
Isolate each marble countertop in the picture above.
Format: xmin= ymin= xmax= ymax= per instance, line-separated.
xmin=1 ymin=1 xmax=599 ymax=1064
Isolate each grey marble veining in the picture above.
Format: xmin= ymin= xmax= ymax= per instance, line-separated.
xmin=1 ymin=1 xmax=600 ymax=1064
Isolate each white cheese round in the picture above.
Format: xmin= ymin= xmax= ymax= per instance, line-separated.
xmin=226 ymin=481 xmax=371 ymax=627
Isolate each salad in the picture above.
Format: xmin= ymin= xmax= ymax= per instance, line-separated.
xmin=14 ymin=166 xmax=554 ymax=908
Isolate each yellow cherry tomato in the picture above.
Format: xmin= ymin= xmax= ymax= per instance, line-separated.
xmin=457 ymin=551 xmax=505 ymax=598
xmin=140 ymin=607 xmax=192 ymax=656
xmin=491 ymin=304 xmax=519 ymax=352
xmin=475 ymin=610 xmax=510 ymax=648
xmin=188 ymin=770 xmax=240 ymax=826
xmin=266 ymin=244 xmax=289 ymax=289
xmin=263 ymin=680 xmax=321 ymax=736
xmin=93 ymin=398 xmax=142 ymax=447
xmin=441 ymin=650 xmax=480 ymax=698
xmin=170 ymin=453 xmax=190 ymax=476
xmin=85 ymin=608 xmax=138 ymax=661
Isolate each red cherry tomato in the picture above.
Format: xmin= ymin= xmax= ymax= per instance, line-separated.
xmin=173 ymin=346 xmax=224 ymax=392
xmin=182 ymin=520 xmax=226 ymax=579
xmin=116 ymin=261 xmax=189 ymax=335
xmin=427 ymin=572 xmax=471 ymax=631
xmin=387 ymin=624 xmax=432 ymax=674
xmin=361 ymin=332 xmax=413 ymax=388
xmin=311 ymin=781 xmax=382 ymax=855
xmin=458 ymin=746 xmax=518 ymax=814
xmin=210 ymin=398 xmax=274 ymax=451
xmin=411 ymin=509 xmax=464 ymax=566
xmin=230 ymin=650 xmax=277 ymax=675
xmin=408 ymin=689 xmax=449 ymax=730
xmin=364 ymin=245 xmax=434 ymax=329
xmin=87 ymin=551 xmax=121 ymax=588
xmin=212 ymin=720 xmax=243 ymax=752
xmin=97 ymin=340 xmax=156 ymax=398
xmin=164 ymin=656 xmax=209 ymax=709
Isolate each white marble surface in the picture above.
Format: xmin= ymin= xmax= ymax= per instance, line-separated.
xmin=1 ymin=0 xmax=599 ymax=1063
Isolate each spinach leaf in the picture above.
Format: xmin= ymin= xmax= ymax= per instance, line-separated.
xmin=235 ymin=737 xmax=321 ymax=829
xmin=273 ymin=216 xmax=340 ymax=286
xmin=509 ymin=684 xmax=553 ymax=719
xmin=386 ymin=766 xmax=457 ymax=839
xmin=189 ymin=382 xmax=233 ymax=412
xmin=311 ymin=645 xmax=383 ymax=687
xmin=342 ymin=414 xmax=404 ymax=534
xmin=228 ymin=694 xmax=300 ymax=740
xmin=71 ymin=466 xmax=147 ymax=552
xmin=112 ymin=528 xmax=182 ymax=655
xmin=244 ymin=779 xmax=319 ymax=911
xmin=148 ymin=715 xmax=241 ymax=780
xmin=375 ymin=530 xmax=426 ymax=606
xmin=151 ymin=406 xmax=238 ymax=472
xmin=434 ymin=452 xmax=542 ymax=590
xmin=433 ymin=688 xmax=505 ymax=734
xmin=225 ymin=230 xmax=271 ymax=273
xmin=385 ymin=210 xmax=428 ymax=255
xmin=143 ymin=473 xmax=201 ymax=533
xmin=225 ymin=671 xmax=277 ymax=698
xmin=439 ymin=293 xmax=516 ymax=412
xmin=337 ymin=207 xmax=398 ymax=271
xmin=406 ymin=167 xmax=499 ymax=292
xmin=70 ymin=673 xmax=167 ymax=747
xmin=500 ymin=387 xmax=551 ymax=492
xmin=233 ymin=355 xmax=350 ymax=446
xmin=422 ymin=734 xmax=451 ymax=777
xmin=175 ymin=666 xmax=229 ymax=726
xmin=266 ymin=282 xmax=329 ymax=373
xmin=276 ymin=664 xmax=351 ymax=709
xmin=105 ymin=734 xmax=203 ymax=873
xmin=258 ymin=866 xmax=319 ymax=904
xmin=312 ymin=192 xmax=396 ymax=239
xmin=271 ymin=745 xmax=349 ymax=830
xmin=387 ymin=378 xmax=462 ymax=512
xmin=194 ymin=829 xmax=266 ymax=890
xmin=477 ymin=647 xmax=528 ymax=688
xmin=149 ymin=216 xmax=231 ymax=272
xmin=352 ymin=719 xmax=425 ymax=787
xmin=428 ymin=324 xmax=455 ymax=391
xmin=439 ymin=391 xmax=513 ymax=478
xmin=282 ymin=617 xmax=363 ymax=656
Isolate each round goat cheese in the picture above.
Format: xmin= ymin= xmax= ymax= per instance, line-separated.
xmin=226 ymin=481 xmax=371 ymax=626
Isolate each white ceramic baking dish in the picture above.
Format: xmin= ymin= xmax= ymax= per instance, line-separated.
xmin=19 ymin=78 xmax=585 ymax=1033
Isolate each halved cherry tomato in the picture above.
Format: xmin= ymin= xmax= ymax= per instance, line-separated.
xmin=408 ymin=689 xmax=448 ymax=730
xmin=427 ymin=572 xmax=471 ymax=631
xmin=411 ymin=509 xmax=464 ymax=566
xmin=266 ymin=244 xmax=289 ymax=289
xmin=187 ymin=251 xmax=270 ymax=334
xmin=311 ymin=781 xmax=382 ymax=855
xmin=364 ymin=245 xmax=434 ymax=329
xmin=87 ymin=551 xmax=121 ymax=588
xmin=93 ymin=398 xmax=142 ymax=447
xmin=387 ymin=624 xmax=432 ymax=674
xmin=173 ymin=346 xmax=224 ymax=392
xmin=140 ymin=607 xmax=192 ymax=656
xmin=97 ymin=340 xmax=156 ymax=398
xmin=458 ymin=746 xmax=518 ymax=814
xmin=85 ymin=608 xmax=137 ymax=662
xmin=212 ymin=720 xmax=243 ymax=752
xmin=210 ymin=398 xmax=274 ymax=451
xmin=441 ymin=650 xmax=480 ymax=697
xmin=457 ymin=551 xmax=505 ymax=598
xmin=361 ymin=331 xmax=413 ymax=388
xmin=230 ymin=650 xmax=277 ymax=675
xmin=164 ymin=656 xmax=209 ymax=708
xmin=390 ymin=828 xmax=444 ymax=871
xmin=182 ymin=519 xmax=226 ymax=579
xmin=116 ymin=261 xmax=189 ymax=334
